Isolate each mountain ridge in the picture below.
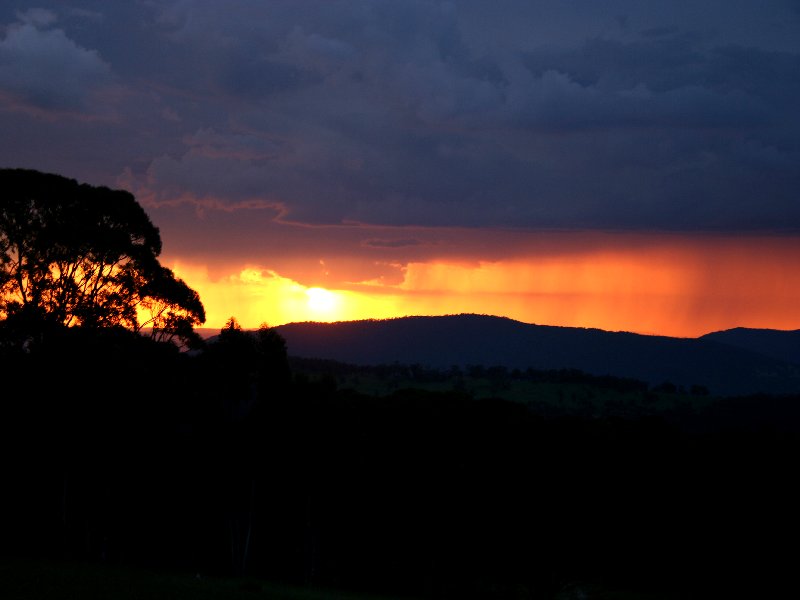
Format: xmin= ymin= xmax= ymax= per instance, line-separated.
xmin=700 ymin=326 xmax=800 ymax=366
xmin=272 ymin=314 xmax=800 ymax=396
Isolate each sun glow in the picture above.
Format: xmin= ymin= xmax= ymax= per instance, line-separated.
xmin=165 ymin=262 xmax=403 ymax=329
xmin=305 ymin=287 xmax=339 ymax=318
xmin=166 ymin=233 xmax=800 ymax=337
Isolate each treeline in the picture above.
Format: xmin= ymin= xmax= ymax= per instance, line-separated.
xmin=292 ymin=356 xmax=651 ymax=393
xmin=1 ymin=324 xmax=798 ymax=598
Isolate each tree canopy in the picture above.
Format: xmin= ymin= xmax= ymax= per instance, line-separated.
xmin=0 ymin=168 xmax=205 ymax=347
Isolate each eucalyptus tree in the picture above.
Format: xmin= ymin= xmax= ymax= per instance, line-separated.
xmin=0 ymin=169 xmax=204 ymax=347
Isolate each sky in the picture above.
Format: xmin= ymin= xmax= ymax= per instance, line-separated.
xmin=2 ymin=1 xmax=799 ymax=337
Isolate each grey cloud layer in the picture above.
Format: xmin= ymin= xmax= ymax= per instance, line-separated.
xmin=1 ymin=0 xmax=799 ymax=233
xmin=0 ymin=10 xmax=112 ymax=113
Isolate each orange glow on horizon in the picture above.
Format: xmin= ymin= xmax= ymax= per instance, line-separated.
xmin=167 ymin=234 xmax=800 ymax=338
xmin=166 ymin=263 xmax=403 ymax=329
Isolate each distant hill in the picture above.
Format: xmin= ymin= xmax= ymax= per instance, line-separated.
xmin=701 ymin=327 xmax=800 ymax=366
xmin=274 ymin=314 xmax=800 ymax=396
xmin=192 ymin=328 xmax=223 ymax=340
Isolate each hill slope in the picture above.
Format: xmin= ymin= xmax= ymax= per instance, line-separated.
xmin=701 ymin=327 xmax=800 ymax=366
xmin=275 ymin=315 xmax=800 ymax=396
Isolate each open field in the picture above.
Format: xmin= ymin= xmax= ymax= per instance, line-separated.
xmin=290 ymin=358 xmax=718 ymax=421
xmin=0 ymin=560 xmax=418 ymax=600
xmin=0 ymin=560 xmax=698 ymax=599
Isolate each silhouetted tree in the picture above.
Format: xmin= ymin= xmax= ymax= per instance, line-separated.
xmin=256 ymin=322 xmax=291 ymax=389
xmin=211 ymin=318 xmax=291 ymax=394
xmin=137 ymin=265 xmax=205 ymax=347
xmin=0 ymin=169 xmax=204 ymax=346
xmin=199 ymin=317 xmax=292 ymax=576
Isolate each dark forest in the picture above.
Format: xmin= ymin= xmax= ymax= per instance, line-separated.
xmin=3 ymin=322 xmax=799 ymax=598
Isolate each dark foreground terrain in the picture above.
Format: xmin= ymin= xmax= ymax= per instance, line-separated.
xmin=2 ymin=324 xmax=798 ymax=598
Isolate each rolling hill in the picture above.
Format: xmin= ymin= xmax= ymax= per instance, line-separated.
xmin=274 ymin=314 xmax=800 ymax=396
xmin=700 ymin=327 xmax=800 ymax=366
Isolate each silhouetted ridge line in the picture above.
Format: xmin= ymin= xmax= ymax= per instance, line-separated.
xmin=274 ymin=314 xmax=800 ymax=396
xmin=701 ymin=327 xmax=800 ymax=366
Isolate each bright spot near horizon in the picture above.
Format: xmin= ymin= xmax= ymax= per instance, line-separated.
xmin=167 ymin=232 xmax=800 ymax=337
xmin=306 ymin=287 xmax=339 ymax=317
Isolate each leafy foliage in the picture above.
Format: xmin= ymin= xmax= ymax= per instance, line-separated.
xmin=0 ymin=169 xmax=204 ymax=346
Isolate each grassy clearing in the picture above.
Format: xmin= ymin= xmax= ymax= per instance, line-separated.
xmin=0 ymin=560 xmax=698 ymax=599
xmin=327 ymin=370 xmax=714 ymax=420
xmin=0 ymin=560 xmax=415 ymax=600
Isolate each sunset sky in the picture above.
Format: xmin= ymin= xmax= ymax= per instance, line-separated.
xmin=2 ymin=1 xmax=799 ymax=337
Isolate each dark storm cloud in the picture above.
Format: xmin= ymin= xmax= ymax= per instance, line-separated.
xmin=1 ymin=0 xmax=799 ymax=238
xmin=0 ymin=8 xmax=113 ymax=113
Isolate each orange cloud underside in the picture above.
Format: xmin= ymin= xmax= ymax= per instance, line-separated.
xmin=169 ymin=234 xmax=800 ymax=338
